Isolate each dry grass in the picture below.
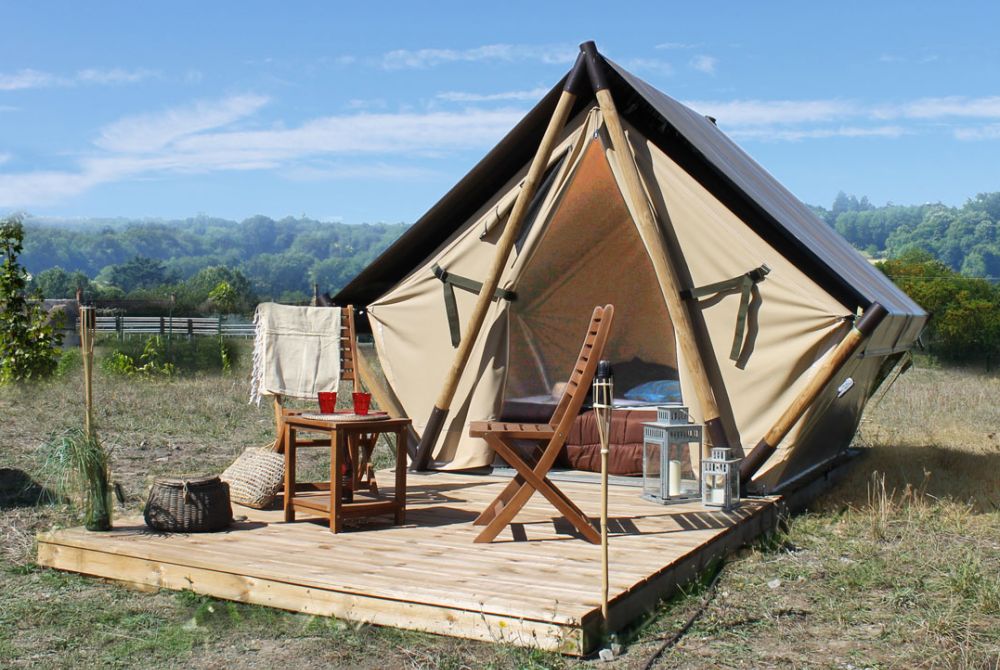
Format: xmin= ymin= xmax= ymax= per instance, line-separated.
xmin=1 ymin=356 xmax=998 ymax=668
xmin=826 ymin=365 xmax=1000 ymax=513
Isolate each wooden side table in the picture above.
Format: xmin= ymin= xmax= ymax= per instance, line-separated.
xmin=282 ymin=415 xmax=410 ymax=533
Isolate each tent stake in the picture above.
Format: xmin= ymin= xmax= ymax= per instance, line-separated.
xmin=412 ymin=52 xmax=588 ymax=470
xmin=580 ymin=41 xmax=730 ymax=451
xmin=739 ymin=302 xmax=887 ymax=487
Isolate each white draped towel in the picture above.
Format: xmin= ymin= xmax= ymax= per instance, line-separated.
xmin=249 ymin=303 xmax=342 ymax=405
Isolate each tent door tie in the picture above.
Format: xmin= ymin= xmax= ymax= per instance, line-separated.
xmin=433 ymin=264 xmax=517 ymax=347
xmin=681 ymin=264 xmax=770 ymax=362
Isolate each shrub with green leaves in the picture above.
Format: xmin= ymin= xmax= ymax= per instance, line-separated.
xmin=0 ymin=216 xmax=62 ymax=383
xmin=100 ymin=334 xmax=238 ymax=376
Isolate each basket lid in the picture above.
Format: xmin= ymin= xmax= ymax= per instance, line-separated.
xmin=153 ymin=475 xmax=222 ymax=488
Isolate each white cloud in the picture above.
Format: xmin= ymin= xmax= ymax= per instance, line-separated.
xmin=95 ymin=94 xmax=271 ymax=153
xmin=953 ymin=124 xmax=1000 ymax=141
xmin=0 ymin=69 xmax=60 ymax=90
xmin=346 ymin=98 xmax=388 ymax=110
xmin=684 ymin=99 xmax=858 ymax=126
xmin=170 ymin=108 xmax=525 ymax=158
xmin=75 ymin=68 xmax=153 ymax=85
xmin=619 ymin=58 xmax=674 ymax=76
xmin=689 ymin=55 xmax=717 ymax=74
xmin=0 ymin=67 xmax=152 ymax=90
xmin=0 ymin=152 xmax=11 ymax=166
xmin=435 ymin=87 xmax=549 ymax=103
xmin=0 ymin=95 xmax=527 ymax=207
xmin=284 ymin=163 xmax=436 ymax=181
xmin=729 ymin=125 xmax=906 ymax=142
xmin=874 ymin=96 xmax=1000 ymax=120
xmin=380 ymin=44 xmax=575 ymax=69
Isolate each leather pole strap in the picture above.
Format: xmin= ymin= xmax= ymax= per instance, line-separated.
xmin=433 ymin=264 xmax=517 ymax=347
xmin=682 ymin=264 xmax=770 ymax=362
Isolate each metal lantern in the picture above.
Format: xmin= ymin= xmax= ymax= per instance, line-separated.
xmin=702 ymin=446 xmax=741 ymax=511
xmin=641 ymin=405 xmax=702 ymax=504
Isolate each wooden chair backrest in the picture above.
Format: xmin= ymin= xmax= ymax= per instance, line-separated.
xmin=548 ymin=304 xmax=615 ymax=436
xmin=340 ymin=305 xmax=360 ymax=393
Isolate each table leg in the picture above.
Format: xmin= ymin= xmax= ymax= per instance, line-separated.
xmin=331 ymin=429 xmax=344 ymax=533
xmin=395 ymin=427 xmax=406 ymax=525
xmin=284 ymin=425 xmax=296 ymax=523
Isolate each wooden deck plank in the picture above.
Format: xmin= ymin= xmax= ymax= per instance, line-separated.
xmin=37 ymin=470 xmax=779 ymax=655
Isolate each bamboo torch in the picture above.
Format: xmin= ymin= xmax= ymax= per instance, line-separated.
xmin=592 ymin=360 xmax=614 ymax=625
xmin=412 ymin=53 xmax=588 ymax=470
xmin=79 ymin=305 xmax=95 ymax=441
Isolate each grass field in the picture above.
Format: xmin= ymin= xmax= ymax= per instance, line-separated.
xmin=1 ymin=353 xmax=997 ymax=669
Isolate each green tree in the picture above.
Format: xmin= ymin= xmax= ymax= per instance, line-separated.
xmin=207 ymin=281 xmax=239 ymax=314
xmin=0 ymin=217 xmax=62 ymax=383
xmin=878 ymin=251 xmax=1000 ymax=365
xmin=32 ymin=266 xmax=90 ymax=298
xmin=102 ymin=256 xmax=173 ymax=292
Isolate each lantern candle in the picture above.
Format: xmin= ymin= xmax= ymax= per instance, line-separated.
xmin=668 ymin=460 xmax=683 ymax=496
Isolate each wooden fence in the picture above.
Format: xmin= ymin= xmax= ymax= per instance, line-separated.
xmin=94 ymin=316 xmax=255 ymax=339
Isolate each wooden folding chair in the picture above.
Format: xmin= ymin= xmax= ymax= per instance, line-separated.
xmin=468 ymin=304 xmax=614 ymax=544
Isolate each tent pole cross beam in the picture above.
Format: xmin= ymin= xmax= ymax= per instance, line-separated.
xmin=739 ymin=302 xmax=888 ymax=488
xmin=580 ymin=40 xmax=730 ymax=451
xmin=412 ymin=51 xmax=590 ymax=471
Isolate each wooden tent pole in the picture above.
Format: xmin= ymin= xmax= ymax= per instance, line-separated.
xmin=580 ymin=41 xmax=730 ymax=450
xmin=412 ymin=52 xmax=588 ymax=470
xmin=739 ymin=302 xmax=887 ymax=487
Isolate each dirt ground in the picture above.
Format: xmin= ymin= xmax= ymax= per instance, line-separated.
xmin=1 ymin=357 xmax=998 ymax=669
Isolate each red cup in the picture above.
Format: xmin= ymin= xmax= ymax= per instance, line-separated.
xmin=352 ymin=392 xmax=371 ymax=415
xmin=318 ymin=391 xmax=337 ymax=414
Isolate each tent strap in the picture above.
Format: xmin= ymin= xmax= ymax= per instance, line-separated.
xmin=433 ymin=264 xmax=517 ymax=347
xmin=681 ymin=264 xmax=770 ymax=362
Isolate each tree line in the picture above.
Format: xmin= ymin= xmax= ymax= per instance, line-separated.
xmin=812 ymin=191 xmax=1000 ymax=278
xmin=21 ymin=214 xmax=408 ymax=307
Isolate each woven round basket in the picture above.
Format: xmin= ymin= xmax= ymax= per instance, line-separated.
xmin=144 ymin=475 xmax=232 ymax=533
xmin=221 ymin=447 xmax=286 ymax=509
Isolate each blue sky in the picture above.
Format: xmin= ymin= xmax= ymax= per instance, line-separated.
xmin=1 ymin=1 xmax=999 ymax=223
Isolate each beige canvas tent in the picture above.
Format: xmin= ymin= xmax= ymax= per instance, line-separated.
xmin=334 ymin=43 xmax=926 ymax=493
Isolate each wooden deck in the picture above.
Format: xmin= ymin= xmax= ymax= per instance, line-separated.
xmin=37 ymin=471 xmax=779 ymax=655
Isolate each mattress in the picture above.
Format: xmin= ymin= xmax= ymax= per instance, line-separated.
xmin=498 ymin=396 xmax=656 ymax=476
xmin=563 ymin=408 xmax=655 ymax=476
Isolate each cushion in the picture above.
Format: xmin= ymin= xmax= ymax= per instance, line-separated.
xmin=622 ymin=379 xmax=682 ymax=404
xmin=221 ymin=447 xmax=285 ymax=509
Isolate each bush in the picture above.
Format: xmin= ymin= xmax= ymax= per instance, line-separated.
xmin=55 ymin=348 xmax=82 ymax=377
xmin=0 ymin=216 xmax=62 ymax=383
xmin=878 ymin=250 xmax=1000 ymax=367
xmin=99 ymin=335 xmax=239 ymax=375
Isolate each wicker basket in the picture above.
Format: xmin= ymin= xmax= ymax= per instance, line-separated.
xmin=144 ymin=475 xmax=232 ymax=532
xmin=221 ymin=447 xmax=286 ymax=509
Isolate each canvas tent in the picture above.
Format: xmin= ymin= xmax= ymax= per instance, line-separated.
xmin=334 ymin=44 xmax=926 ymax=493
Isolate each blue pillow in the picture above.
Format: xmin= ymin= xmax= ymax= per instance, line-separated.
xmin=622 ymin=379 xmax=682 ymax=404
